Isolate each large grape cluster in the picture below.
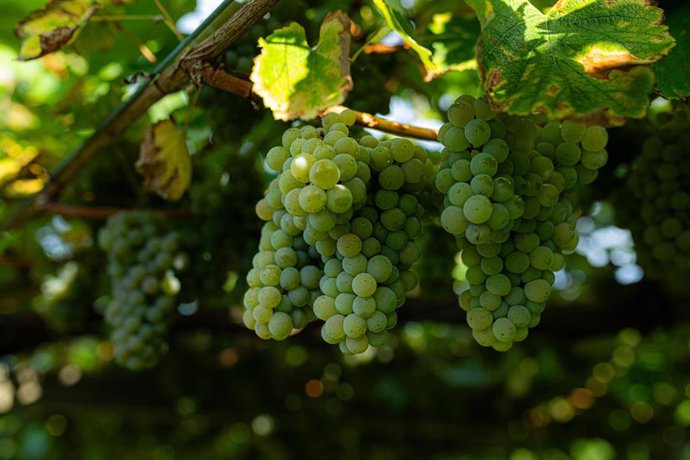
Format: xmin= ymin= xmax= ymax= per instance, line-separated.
xmin=98 ymin=212 xmax=185 ymax=370
xmin=242 ymin=111 xmax=434 ymax=353
xmin=615 ymin=103 xmax=690 ymax=277
xmin=436 ymin=95 xmax=609 ymax=351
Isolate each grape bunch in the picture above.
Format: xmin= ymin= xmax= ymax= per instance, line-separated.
xmin=98 ymin=212 xmax=185 ymax=370
xmin=243 ymin=110 xmax=434 ymax=353
xmin=615 ymin=103 xmax=690 ymax=278
xmin=436 ymin=95 xmax=609 ymax=350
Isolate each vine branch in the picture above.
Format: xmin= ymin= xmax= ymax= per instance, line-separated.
xmin=198 ymin=68 xmax=439 ymax=141
xmin=2 ymin=0 xmax=282 ymax=230
xmin=38 ymin=202 xmax=194 ymax=220
xmin=324 ymin=105 xmax=439 ymax=141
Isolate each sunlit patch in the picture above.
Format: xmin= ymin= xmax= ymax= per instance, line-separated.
xmin=575 ymin=44 xmax=639 ymax=78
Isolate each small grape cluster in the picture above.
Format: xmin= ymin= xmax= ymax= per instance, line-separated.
xmin=243 ymin=110 xmax=434 ymax=353
xmin=615 ymin=104 xmax=690 ymax=277
xmin=98 ymin=212 xmax=185 ymax=370
xmin=436 ymin=95 xmax=609 ymax=351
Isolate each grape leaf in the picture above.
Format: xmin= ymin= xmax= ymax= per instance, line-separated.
xmin=372 ymin=0 xmax=478 ymax=80
xmin=371 ymin=0 xmax=435 ymax=74
xmin=466 ymin=0 xmax=675 ymax=123
xmin=15 ymin=0 xmax=97 ymax=61
xmin=136 ymin=119 xmax=191 ymax=201
xmin=654 ymin=5 xmax=690 ymax=100
xmin=251 ymin=11 xmax=352 ymax=121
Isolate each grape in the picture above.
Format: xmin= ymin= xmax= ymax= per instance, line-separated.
xmin=444 ymin=126 xmax=471 ymax=151
xmin=298 ymin=185 xmax=327 ymax=213
xmin=492 ymin=318 xmax=516 ymax=343
xmin=463 ymin=195 xmax=493 ymax=224
xmin=560 ymin=120 xmax=586 ymax=144
xmin=379 ymin=165 xmax=405 ymax=190
xmin=391 ymin=138 xmax=415 ymax=162
xmin=467 ymin=307 xmax=493 ymax=330
xmin=470 ymin=153 xmax=498 ymax=176
xmin=352 ymin=273 xmax=377 ymax=297
xmin=310 ymin=159 xmax=340 ymax=189
xmin=447 ymin=101 xmax=475 ymax=127
xmin=524 ymin=279 xmax=552 ymax=303
xmin=465 ymin=119 xmax=492 ymax=147
xmin=266 ymin=146 xmax=290 ymax=171
xmin=581 ymin=125 xmax=609 ymax=151
xmin=367 ymin=255 xmax=393 ymax=283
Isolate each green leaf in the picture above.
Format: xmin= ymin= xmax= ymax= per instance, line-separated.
xmin=15 ymin=0 xmax=97 ymax=61
xmin=421 ymin=12 xmax=481 ymax=77
xmin=136 ymin=118 xmax=192 ymax=201
xmin=251 ymin=12 xmax=352 ymax=121
xmin=654 ymin=5 xmax=690 ymax=100
xmin=371 ymin=0 xmax=435 ymax=74
xmin=467 ymin=0 xmax=675 ymax=123
xmin=372 ymin=1 xmax=479 ymax=80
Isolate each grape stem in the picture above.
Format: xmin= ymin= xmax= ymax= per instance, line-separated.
xmin=323 ymin=106 xmax=439 ymax=141
xmin=38 ymin=201 xmax=194 ymax=220
xmin=199 ymin=68 xmax=439 ymax=141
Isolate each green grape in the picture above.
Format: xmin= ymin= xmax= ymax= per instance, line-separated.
xmin=391 ymin=138 xmax=415 ymax=162
xmin=444 ymin=126 xmax=471 ymax=151
xmin=268 ymin=312 xmax=294 ymax=340
xmin=324 ymin=315 xmax=346 ymax=340
xmin=343 ymin=313 xmax=367 ymax=338
xmin=530 ymin=246 xmax=554 ymax=270
xmin=492 ymin=317 xmax=516 ymax=343
xmin=379 ymin=165 xmax=405 ymax=190
xmin=326 ymin=185 xmax=354 ymax=214
xmin=581 ymin=125 xmax=608 ymax=151
xmin=309 ymin=159 xmax=340 ymax=189
xmin=441 ymin=206 xmax=468 ymax=235
xmin=524 ymin=279 xmax=552 ymax=303
xmin=465 ymin=119 xmax=492 ymax=147
xmin=298 ymin=185 xmax=327 ymax=213
xmin=367 ymin=255 xmax=393 ymax=283
xmin=470 ymin=174 xmax=495 ymax=197
xmin=447 ymin=100 xmax=475 ymax=127
xmin=560 ymin=120 xmax=586 ymax=144
xmin=467 ymin=308 xmax=493 ymax=330
xmin=470 ymin=152 xmax=498 ymax=176
xmin=463 ymin=195 xmax=493 ymax=224
xmin=486 ymin=274 xmax=511 ymax=296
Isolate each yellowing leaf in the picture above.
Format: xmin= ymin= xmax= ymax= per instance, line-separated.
xmin=16 ymin=0 xmax=97 ymax=61
xmin=466 ymin=0 xmax=675 ymax=123
xmin=251 ymin=11 xmax=352 ymax=121
xmin=136 ymin=119 xmax=191 ymax=201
